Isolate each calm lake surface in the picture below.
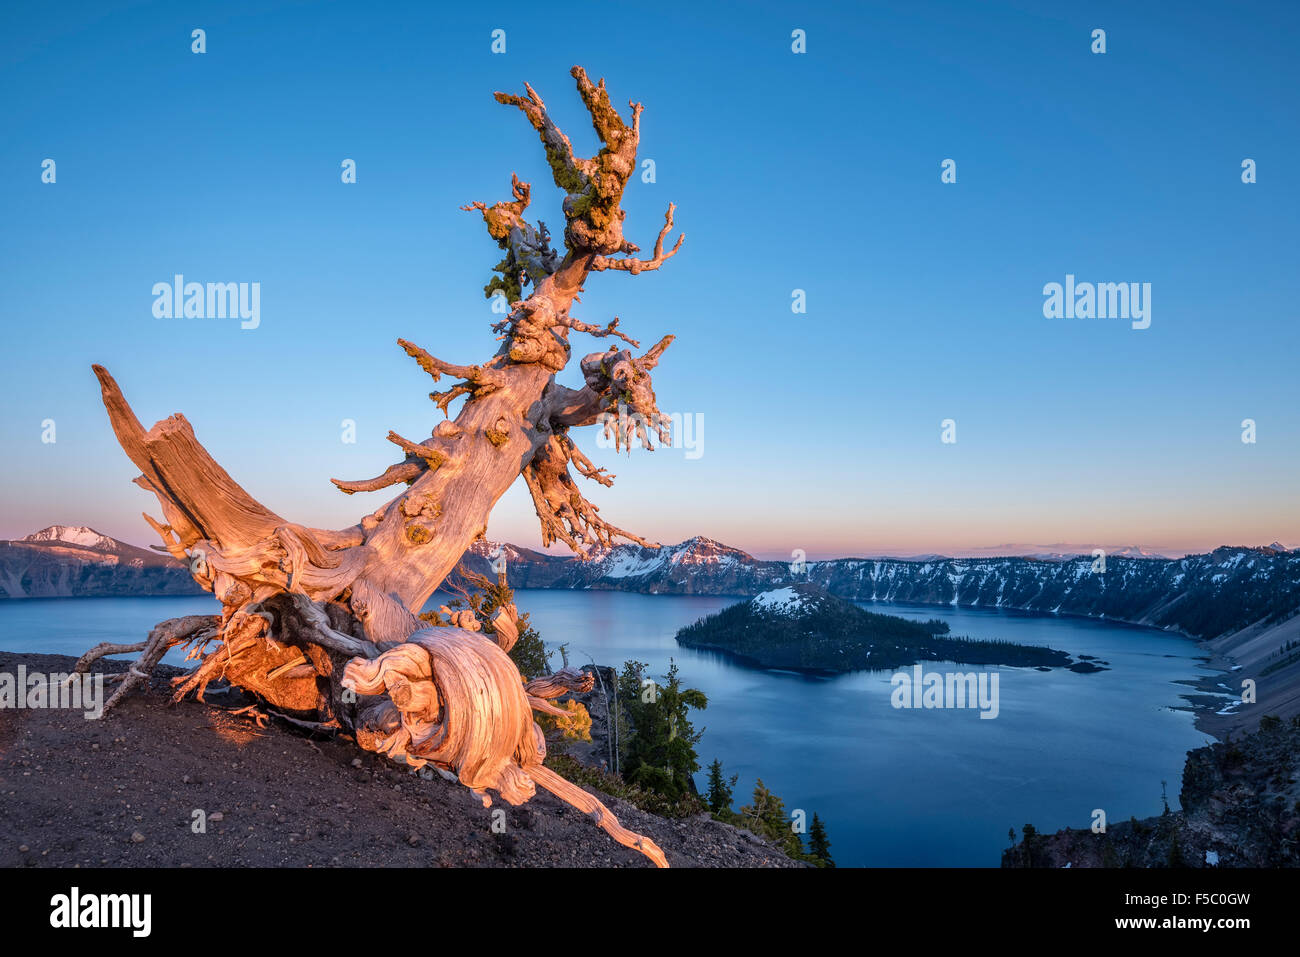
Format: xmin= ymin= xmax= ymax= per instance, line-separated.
xmin=0 ymin=591 xmax=1216 ymax=866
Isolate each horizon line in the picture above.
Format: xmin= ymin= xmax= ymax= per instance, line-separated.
xmin=7 ymin=524 xmax=1292 ymax=564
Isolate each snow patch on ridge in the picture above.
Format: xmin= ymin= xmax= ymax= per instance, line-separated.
xmin=751 ymin=587 xmax=810 ymax=616
xmin=21 ymin=526 xmax=118 ymax=551
xmin=603 ymin=552 xmax=670 ymax=579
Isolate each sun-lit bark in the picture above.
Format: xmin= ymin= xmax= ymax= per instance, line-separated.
xmin=80 ymin=66 xmax=685 ymax=866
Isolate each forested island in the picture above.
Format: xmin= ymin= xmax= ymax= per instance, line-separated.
xmin=675 ymin=584 xmax=1074 ymax=673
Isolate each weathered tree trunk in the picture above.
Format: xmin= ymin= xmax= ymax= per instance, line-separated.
xmin=75 ymin=67 xmax=684 ymax=867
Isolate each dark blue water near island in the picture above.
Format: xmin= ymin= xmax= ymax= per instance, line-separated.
xmin=0 ymin=591 xmax=1216 ymax=865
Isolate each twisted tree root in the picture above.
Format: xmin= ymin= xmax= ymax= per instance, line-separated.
xmin=68 ymin=615 xmax=218 ymax=718
xmin=529 ymin=765 xmax=668 ymax=868
xmin=343 ymin=631 xmax=670 ymax=866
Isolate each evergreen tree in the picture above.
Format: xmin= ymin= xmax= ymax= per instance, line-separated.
xmin=545 ymin=698 xmax=592 ymax=743
xmin=705 ymin=758 xmax=737 ymax=814
xmin=616 ymin=659 xmax=708 ymax=801
xmin=1020 ymin=824 xmax=1040 ymax=867
xmin=740 ymin=778 xmax=805 ymax=859
xmin=808 ymin=813 xmax=834 ymax=868
xmin=614 ymin=660 xmax=650 ymax=772
xmin=741 ymin=778 xmax=784 ymax=834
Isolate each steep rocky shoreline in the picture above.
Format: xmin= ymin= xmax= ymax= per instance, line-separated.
xmin=1004 ymin=717 xmax=1300 ymax=868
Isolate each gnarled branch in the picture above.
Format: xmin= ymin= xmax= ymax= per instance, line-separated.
xmin=494 ymin=82 xmax=588 ymax=195
xmin=385 ymin=431 xmax=449 ymax=468
xmin=591 ymin=204 xmax=685 ymax=274
xmin=463 ymin=174 xmax=560 ymax=301
xmin=556 ymin=314 xmax=639 ymax=348
xmin=331 ymin=460 xmax=426 ymax=495
xmin=397 ymin=338 xmax=503 ymax=385
xmin=523 ymin=433 xmax=655 ymax=551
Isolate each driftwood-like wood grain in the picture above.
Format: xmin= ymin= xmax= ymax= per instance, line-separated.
xmin=79 ymin=67 xmax=684 ymax=866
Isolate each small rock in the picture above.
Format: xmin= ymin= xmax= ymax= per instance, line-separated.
xmin=130 ymin=832 xmax=145 ymax=844
xmin=351 ymin=758 xmax=363 ymax=769
xmin=210 ymin=812 xmax=224 ymax=823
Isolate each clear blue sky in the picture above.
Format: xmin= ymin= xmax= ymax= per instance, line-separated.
xmin=2 ymin=0 xmax=1297 ymax=559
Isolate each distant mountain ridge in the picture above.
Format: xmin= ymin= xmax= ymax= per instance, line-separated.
xmin=0 ymin=526 xmax=203 ymax=599
xmin=6 ymin=528 xmax=1300 ymax=647
xmin=914 ymin=543 xmax=1178 ymax=560
xmin=456 ymin=536 xmax=1300 ymax=642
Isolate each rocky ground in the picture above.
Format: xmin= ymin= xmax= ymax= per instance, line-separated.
xmin=0 ymin=652 xmax=800 ymax=868
xmin=1004 ymin=716 xmax=1300 ymax=868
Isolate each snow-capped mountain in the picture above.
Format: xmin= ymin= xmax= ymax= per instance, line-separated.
xmin=455 ymin=536 xmax=777 ymax=594
xmin=21 ymin=525 xmax=130 ymax=553
xmin=0 ymin=527 xmax=202 ymax=599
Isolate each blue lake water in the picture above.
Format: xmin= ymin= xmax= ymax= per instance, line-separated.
xmin=0 ymin=591 xmax=1217 ymax=866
